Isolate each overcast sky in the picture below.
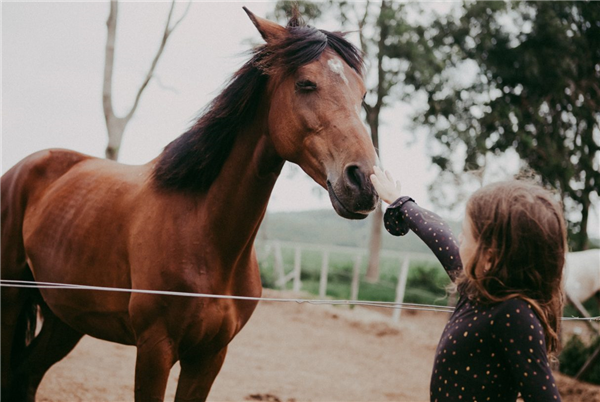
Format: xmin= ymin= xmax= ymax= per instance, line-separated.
xmin=3 ymin=1 xmax=598 ymax=237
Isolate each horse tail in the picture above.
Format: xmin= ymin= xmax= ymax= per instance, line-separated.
xmin=12 ymin=284 xmax=40 ymax=362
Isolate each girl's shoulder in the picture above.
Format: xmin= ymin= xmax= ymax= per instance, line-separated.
xmin=494 ymin=296 xmax=533 ymax=311
xmin=488 ymin=297 xmax=543 ymax=329
xmin=459 ymin=295 xmax=538 ymax=318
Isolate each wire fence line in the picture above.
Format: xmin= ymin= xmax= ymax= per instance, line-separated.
xmin=1 ymin=279 xmax=598 ymax=322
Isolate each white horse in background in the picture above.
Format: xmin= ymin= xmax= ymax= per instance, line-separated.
xmin=563 ymin=249 xmax=600 ymax=379
xmin=564 ymin=249 xmax=600 ymax=309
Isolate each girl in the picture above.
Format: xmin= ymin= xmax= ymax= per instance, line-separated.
xmin=370 ymin=166 xmax=565 ymax=402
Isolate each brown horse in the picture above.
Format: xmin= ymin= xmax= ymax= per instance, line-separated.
xmin=1 ymin=8 xmax=378 ymax=402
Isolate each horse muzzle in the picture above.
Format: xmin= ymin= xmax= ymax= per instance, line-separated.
xmin=326 ymin=163 xmax=378 ymax=220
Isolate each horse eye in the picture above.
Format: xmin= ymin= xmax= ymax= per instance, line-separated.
xmin=296 ymin=80 xmax=317 ymax=92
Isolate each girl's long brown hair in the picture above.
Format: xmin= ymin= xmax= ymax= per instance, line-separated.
xmin=455 ymin=180 xmax=567 ymax=355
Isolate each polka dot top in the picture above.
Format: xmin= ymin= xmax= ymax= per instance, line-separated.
xmin=384 ymin=197 xmax=562 ymax=402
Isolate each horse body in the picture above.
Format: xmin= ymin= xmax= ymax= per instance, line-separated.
xmin=3 ymin=123 xmax=276 ymax=401
xmin=2 ymin=9 xmax=378 ymax=402
xmin=8 ymin=123 xmax=273 ymax=348
xmin=19 ymin=151 xmax=138 ymax=344
xmin=564 ymin=249 xmax=600 ymax=304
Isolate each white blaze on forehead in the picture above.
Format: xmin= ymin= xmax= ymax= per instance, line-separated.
xmin=327 ymin=58 xmax=349 ymax=85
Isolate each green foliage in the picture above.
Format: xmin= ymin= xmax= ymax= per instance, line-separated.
xmin=407 ymin=262 xmax=451 ymax=296
xmin=559 ymin=334 xmax=600 ymax=385
xmin=357 ymin=280 xmax=396 ymax=302
xmin=404 ymin=287 xmax=448 ymax=306
xmin=413 ymin=1 xmax=600 ymax=250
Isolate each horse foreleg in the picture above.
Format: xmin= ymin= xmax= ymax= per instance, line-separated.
xmin=134 ymin=330 xmax=178 ymax=402
xmin=10 ymin=305 xmax=83 ymax=402
xmin=174 ymin=347 xmax=228 ymax=402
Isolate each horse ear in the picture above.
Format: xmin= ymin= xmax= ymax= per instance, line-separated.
xmin=243 ymin=7 xmax=286 ymax=43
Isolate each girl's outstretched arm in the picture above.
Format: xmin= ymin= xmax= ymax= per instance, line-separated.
xmin=370 ymin=167 xmax=462 ymax=281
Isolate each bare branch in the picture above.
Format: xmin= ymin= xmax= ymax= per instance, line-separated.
xmin=358 ymin=0 xmax=371 ymax=78
xmin=102 ymin=0 xmax=190 ymax=160
xmin=168 ymin=0 xmax=192 ymax=34
xmin=126 ymin=0 xmax=190 ymax=120
xmin=103 ymin=0 xmax=118 ymax=125
xmin=375 ymin=0 xmax=389 ymax=113
xmin=359 ymin=0 xmax=370 ymax=32
xmin=153 ymin=76 xmax=179 ymax=94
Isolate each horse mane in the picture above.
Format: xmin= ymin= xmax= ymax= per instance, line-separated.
xmin=151 ymin=15 xmax=364 ymax=193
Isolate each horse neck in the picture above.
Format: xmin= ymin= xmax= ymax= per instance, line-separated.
xmin=204 ymin=110 xmax=284 ymax=260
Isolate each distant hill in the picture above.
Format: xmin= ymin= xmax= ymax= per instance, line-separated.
xmin=258 ymin=209 xmax=600 ymax=253
xmin=257 ymin=208 xmax=462 ymax=254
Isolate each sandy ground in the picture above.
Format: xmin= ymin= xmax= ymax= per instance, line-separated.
xmin=36 ymin=289 xmax=600 ymax=402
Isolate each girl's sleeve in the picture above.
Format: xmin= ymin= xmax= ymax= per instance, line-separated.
xmin=494 ymin=300 xmax=562 ymax=401
xmin=383 ymin=196 xmax=462 ymax=281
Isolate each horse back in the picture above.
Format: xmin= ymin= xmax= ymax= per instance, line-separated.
xmin=1 ymin=149 xmax=92 ymax=277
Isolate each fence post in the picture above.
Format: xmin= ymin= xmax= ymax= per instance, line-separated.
xmin=293 ymin=246 xmax=302 ymax=292
xmin=319 ymin=250 xmax=329 ymax=298
xmin=392 ymin=256 xmax=410 ymax=323
xmin=350 ymin=254 xmax=361 ymax=301
xmin=274 ymin=241 xmax=286 ymax=290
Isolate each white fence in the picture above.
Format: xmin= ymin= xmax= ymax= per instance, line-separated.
xmin=256 ymin=240 xmax=443 ymax=323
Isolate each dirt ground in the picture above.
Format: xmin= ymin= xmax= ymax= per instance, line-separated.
xmin=37 ymin=289 xmax=600 ymax=402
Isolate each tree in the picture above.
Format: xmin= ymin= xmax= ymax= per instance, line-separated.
xmin=102 ymin=0 xmax=190 ymax=160
xmin=414 ymin=1 xmax=600 ymax=250
xmin=272 ymin=1 xmax=438 ymax=281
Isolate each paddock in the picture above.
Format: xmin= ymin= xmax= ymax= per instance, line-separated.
xmin=35 ymin=289 xmax=600 ymax=402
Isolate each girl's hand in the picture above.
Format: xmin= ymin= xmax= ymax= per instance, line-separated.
xmin=370 ymin=166 xmax=402 ymax=204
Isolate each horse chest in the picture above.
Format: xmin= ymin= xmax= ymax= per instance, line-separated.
xmin=135 ymin=295 xmax=257 ymax=357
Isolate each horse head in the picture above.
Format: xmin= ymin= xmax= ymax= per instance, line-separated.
xmin=245 ymin=8 xmax=379 ymax=219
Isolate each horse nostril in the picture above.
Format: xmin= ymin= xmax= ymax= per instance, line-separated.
xmin=344 ymin=164 xmax=365 ymax=189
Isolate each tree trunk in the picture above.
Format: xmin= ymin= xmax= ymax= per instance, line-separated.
xmin=105 ymin=117 xmax=127 ymax=160
xmin=575 ymin=191 xmax=591 ymax=251
xmin=102 ymin=0 xmax=190 ymax=161
xmin=364 ymin=0 xmax=389 ymax=283
xmin=103 ymin=0 xmax=119 ymax=161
